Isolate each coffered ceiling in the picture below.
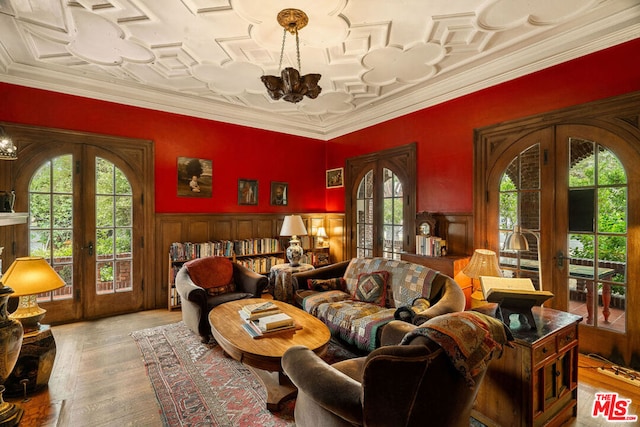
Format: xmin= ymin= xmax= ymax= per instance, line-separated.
xmin=1 ymin=0 xmax=638 ymax=140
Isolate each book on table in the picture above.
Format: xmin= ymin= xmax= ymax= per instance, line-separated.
xmin=252 ymin=312 xmax=294 ymax=332
xmin=241 ymin=301 xmax=281 ymax=320
xmin=238 ymin=310 xmax=297 ymax=338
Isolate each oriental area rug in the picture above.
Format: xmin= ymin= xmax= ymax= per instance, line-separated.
xmin=131 ymin=321 xmax=358 ymax=427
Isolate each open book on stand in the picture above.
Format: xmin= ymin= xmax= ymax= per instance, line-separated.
xmin=480 ymin=276 xmax=554 ymax=330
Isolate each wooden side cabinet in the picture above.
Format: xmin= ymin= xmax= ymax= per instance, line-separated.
xmin=472 ymin=307 xmax=582 ymax=427
xmin=400 ymin=253 xmax=472 ymax=308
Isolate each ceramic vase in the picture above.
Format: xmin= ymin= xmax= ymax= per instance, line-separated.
xmin=0 ymin=286 xmax=24 ymax=425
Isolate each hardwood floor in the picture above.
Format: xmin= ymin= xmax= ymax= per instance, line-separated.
xmin=7 ymin=309 xmax=640 ymax=426
xmin=9 ymin=309 xmax=182 ymax=427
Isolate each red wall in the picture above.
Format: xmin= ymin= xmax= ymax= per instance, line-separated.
xmin=326 ymin=38 xmax=640 ymax=213
xmin=2 ymin=38 xmax=639 ymax=215
xmin=0 ymin=84 xmax=326 ymax=213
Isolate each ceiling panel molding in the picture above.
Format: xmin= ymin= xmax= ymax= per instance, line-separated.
xmin=0 ymin=0 xmax=637 ymax=140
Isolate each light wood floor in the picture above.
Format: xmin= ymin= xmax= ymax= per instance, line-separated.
xmin=8 ymin=309 xmax=640 ymax=426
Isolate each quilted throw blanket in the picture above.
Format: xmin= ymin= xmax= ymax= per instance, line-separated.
xmin=401 ymin=311 xmax=513 ymax=387
xmin=343 ymin=257 xmax=438 ymax=307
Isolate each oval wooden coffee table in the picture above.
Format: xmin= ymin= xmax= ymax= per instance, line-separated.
xmin=208 ymin=298 xmax=331 ymax=410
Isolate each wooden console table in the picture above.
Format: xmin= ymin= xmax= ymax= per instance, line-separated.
xmin=471 ymin=307 xmax=582 ymax=427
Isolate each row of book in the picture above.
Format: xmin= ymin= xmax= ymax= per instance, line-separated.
xmin=169 ymin=238 xmax=282 ymax=262
xmin=235 ymin=255 xmax=286 ymax=274
xmin=238 ymin=301 xmax=297 ymax=338
xmin=416 ymin=235 xmax=447 ymax=257
xmin=233 ymin=238 xmax=282 ymax=256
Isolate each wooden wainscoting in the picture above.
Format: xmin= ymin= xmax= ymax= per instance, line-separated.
xmin=154 ymin=213 xmax=345 ymax=309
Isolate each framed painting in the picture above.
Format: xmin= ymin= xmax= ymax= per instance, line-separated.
xmin=270 ymin=181 xmax=288 ymax=206
xmin=238 ymin=179 xmax=258 ymax=205
xmin=326 ymin=167 xmax=344 ymax=188
xmin=177 ymin=157 xmax=212 ymax=197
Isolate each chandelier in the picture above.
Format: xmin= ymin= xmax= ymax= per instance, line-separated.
xmin=261 ymin=9 xmax=321 ymax=103
xmin=0 ymin=127 xmax=16 ymax=160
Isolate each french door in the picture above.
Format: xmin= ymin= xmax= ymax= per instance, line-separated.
xmin=477 ymin=107 xmax=640 ymax=365
xmin=10 ymin=127 xmax=151 ymax=323
xmin=346 ymin=144 xmax=416 ymax=259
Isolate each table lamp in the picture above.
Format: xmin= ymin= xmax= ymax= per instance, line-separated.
xmin=462 ymin=249 xmax=502 ymax=302
xmin=316 ymin=226 xmax=329 ymax=248
xmin=280 ymin=215 xmax=308 ymax=267
xmin=1 ymin=257 xmax=65 ymax=331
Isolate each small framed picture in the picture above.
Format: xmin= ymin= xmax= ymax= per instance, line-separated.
xmin=177 ymin=157 xmax=212 ymax=197
xmin=270 ymin=181 xmax=288 ymax=206
xmin=326 ymin=167 xmax=344 ymax=188
xmin=238 ymin=179 xmax=258 ymax=205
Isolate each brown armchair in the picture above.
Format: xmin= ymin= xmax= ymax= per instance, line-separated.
xmin=175 ymin=256 xmax=267 ymax=342
xmin=282 ymin=312 xmax=512 ymax=427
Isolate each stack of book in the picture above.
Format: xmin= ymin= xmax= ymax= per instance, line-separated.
xmin=239 ymin=301 xmax=298 ymax=338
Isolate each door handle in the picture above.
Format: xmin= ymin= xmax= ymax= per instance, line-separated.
xmin=85 ymin=241 xmax=94 ymax=256
xmin=555 ymin=250 xmax=566 ymax=268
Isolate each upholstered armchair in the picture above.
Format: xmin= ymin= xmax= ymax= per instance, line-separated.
xmin=282 ymin=312 xmax=512 ymax=427
xmin=175 ymin=256 xmax=267 ymax=342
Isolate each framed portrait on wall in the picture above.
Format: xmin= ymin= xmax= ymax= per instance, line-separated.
xmin=326 ymin=167 xmax=344 ymax=188
xmin=270 ymin=181 xmax=288 ymax=206
xmin=177 ymin=157 xmax=212 ymax=197
xmin=238 ymin=179 xmax=258 ymax=205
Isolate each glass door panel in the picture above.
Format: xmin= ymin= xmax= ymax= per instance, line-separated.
xmin=567 ymin=138 xmax=627 ymax=332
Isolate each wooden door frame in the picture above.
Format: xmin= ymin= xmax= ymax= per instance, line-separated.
xmin=473 ymin=92 xmax=640 ymax=365
xmin=345 ymin=143 xmax=416 ymax=258
xmin=0 ymin=122 xmax=155 ymax=321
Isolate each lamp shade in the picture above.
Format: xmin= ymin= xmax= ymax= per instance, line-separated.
xmin=316 ymin=226 xmax=328 ymax=238
xmin=1 ymin=257 xmax=65 ymax=297
xmin=280 ymin=215 xmax=308 ymax=237
xmin=462 ymin=249 xmax=502 ymax=279
xmin=504 ymin=226 xmax=530 ymax=251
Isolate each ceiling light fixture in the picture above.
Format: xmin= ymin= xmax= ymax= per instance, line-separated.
xmin=261 ymin=9 xmax=321 ymax=103
xmin=0 ymin=127 xmax=17 ymax=160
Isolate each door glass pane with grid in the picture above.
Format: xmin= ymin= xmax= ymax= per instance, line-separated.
xmin=498 ymin=144 xmax=542 ymax=289
xmin=29 ymin=155 xmax=74 ymax=303
xmin=356 ymin=170 xmax=374 ymax=258
xmin=567 ymin=140 xmax=627 ymax=332
xmin=95 ymin=157 xmax=133 ymax=295
xmin=382 ymin=168 xmax=403 ymax=260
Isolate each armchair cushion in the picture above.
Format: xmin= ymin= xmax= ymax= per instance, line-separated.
xmin=353 ymin=271 xmax=389 ymax=307
xmin=185 ymin=256 xmax=233 ymax=291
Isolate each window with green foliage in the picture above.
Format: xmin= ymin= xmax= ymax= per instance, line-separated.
xmin=29 ymin=155 xmax=74 ymax=301
xmin=95 ymin=157 xmax=133 ymax=294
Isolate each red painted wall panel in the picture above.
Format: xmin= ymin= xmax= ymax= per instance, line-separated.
xmin=2 ymin=38 xmax=639 ymax=215
xmin=0 ymin=85 xmax=326 ymax=213
xmin=326 ymin=38 xmax=640 ymax=213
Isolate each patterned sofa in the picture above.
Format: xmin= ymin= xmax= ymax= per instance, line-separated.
xmin=292 ymin=257 xmax=466 ymax=352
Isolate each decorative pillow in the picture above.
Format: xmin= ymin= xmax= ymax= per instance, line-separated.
xmin=184 ymin=256 xmax=234 ymax=292
xmin=353 ymin=271 xmax=389 ymax=307
xmin=307 ymin=278 xmax=346 ymax=292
